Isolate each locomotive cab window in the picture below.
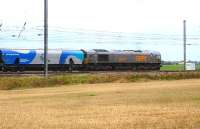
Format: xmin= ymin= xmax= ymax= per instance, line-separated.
xmin=98 ymin=54 xmax=109 ymax=62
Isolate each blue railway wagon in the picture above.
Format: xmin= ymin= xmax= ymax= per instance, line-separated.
xmin=0 ymin=49 xmax=85 ymax=71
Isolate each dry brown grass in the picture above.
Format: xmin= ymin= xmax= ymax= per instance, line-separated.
xmin=0 ymin=79 xmax=200 ymax=129
xmin=1 ymin=71 xmax=200 ymax=90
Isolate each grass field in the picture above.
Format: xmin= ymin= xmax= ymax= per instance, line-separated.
xmin=1 ymin=79 xmax=200 ymax=129
xmin=196 ymin=64 xmax=200 ymax=70
xmin=161 ymin=64 xmax=184 ymax=71
xmin=161 ymin=64 xmax=200 ymax=71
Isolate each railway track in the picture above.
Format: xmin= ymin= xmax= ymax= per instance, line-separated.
xmin=0 ymin=70 xmax=198 ymax=76
xmin=0 ymin=71 xmax=86 ymax=76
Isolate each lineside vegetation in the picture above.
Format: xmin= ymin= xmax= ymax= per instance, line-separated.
xmin=1 ymin=72 xmax=200 ymax=90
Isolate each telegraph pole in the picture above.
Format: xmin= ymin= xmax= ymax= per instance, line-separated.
xmin=183 ymin=20 xmax=186 ymax=71
xmin=44 ymin=0 xmax=48 ymax=77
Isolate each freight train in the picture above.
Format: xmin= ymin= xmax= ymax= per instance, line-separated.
xmin=0 ymin=49 xmax=161 ymax=71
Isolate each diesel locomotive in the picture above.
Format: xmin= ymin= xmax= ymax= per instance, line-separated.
xmin=0 ymin=49 xmax=161 ymax=71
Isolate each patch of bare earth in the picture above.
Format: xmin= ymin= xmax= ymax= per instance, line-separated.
xmin=0 ymin=79 xmax=200 ymax=129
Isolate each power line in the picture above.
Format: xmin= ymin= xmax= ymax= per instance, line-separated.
xmin=18 ymin=22 xmax=27 ymax=38
xmin=0 ymin=23 xmax=2 ymax=31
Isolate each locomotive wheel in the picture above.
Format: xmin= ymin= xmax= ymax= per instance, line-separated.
xmin=2 ymin=67 xmax=7 ymax=72
xmin=0 ymin=65 xmax=3 ymax=71
xmin=111 ymin=66 xmax=116 ymax=70
xmin=132 ymin=66 xmax=137 ymax=71
xmin=19 ymin=66 xmax=25 ymax=72
xmin=11 ymin=67 xmax=18 ymax=72
xmin=68 ymin=59 xmax=74 ymax=72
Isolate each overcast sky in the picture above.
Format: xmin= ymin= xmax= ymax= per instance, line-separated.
xmin=0 ymin=0 xmax=200 ymax=33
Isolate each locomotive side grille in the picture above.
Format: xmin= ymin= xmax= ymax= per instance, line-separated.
xmin=135 ymin=55 xmax=147 ymax=62
xmin=98 ymin=54 xmax=109 ymax=62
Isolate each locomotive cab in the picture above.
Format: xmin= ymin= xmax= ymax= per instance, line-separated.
xmin=0 ymin=50 xmax=5 ymax=71
xmin=0 ymin=50 xmax=4 ymax=66
xmin=0 ymin=50 xmax=3 ymax=64
xmin=94 ymin=49 xmax=109 ymax=63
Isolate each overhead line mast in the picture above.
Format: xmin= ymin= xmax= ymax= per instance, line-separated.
xmin=44 ymin=0 xmax=48 ymax=77
xmin=183 ymin=20 xmax=186 ymax=71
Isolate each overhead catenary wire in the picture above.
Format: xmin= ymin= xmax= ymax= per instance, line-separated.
xmin=18 ymin=22 xmax=27 ymax=38
xmin=1 ymin=25 xmax=200 ymax=46
xmin=0 ymin=23 xmax=2 ymax=31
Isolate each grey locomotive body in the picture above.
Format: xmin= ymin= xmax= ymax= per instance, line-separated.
xmin=82 ymin=49 xmax=161 ymax=70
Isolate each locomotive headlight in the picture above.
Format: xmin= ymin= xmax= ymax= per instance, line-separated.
xmin=156 ymin=55 xmax=161 ymax=59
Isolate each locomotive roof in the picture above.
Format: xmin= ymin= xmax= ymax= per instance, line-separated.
xmin=84 ymin=49 xmax=161 ymax=55
xmin=0 ymin=48 xmax=161 ymax=55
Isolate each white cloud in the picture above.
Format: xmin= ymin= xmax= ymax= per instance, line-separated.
xmin=0 ymin=0 xmax=200 ymax=32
